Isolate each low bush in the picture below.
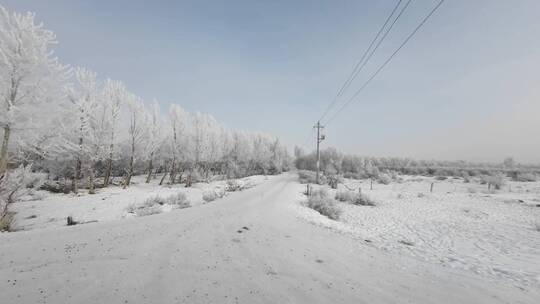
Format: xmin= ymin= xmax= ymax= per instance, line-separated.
xmin=481 ymin=174 xmax=506 ymax=190
xmin=377 ymin=173 xmax=391 ymax=185
xmin=306 ymin=195 xmax=342 ymax=220
xmin=126 ymin=192 xmax=190 ymax=217
xmin=202 ymin=190 xmax=217 ymax=202
xmin=126 ymin=200 xmax=162 ymax=217
xmin=226 ymin=180 xmax=242 ymax=192
xmin=0 ymin=212 xmax=14 ymax=232
xmin=353 ymin=193 xmax=376 ymax=206
xmin=335 ymin=190 xmax=355 ymax=202
xmin=334 ymin=190 xmax=376 ymax=206
xmin=165 ymin=192 xmax=190 ymax=208
xmin=144 ymin=195 xmax=167 ymax=206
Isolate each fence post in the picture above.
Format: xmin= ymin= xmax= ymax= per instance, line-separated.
xmin=430 ymin=182 xmax=434 ymax=193
xmin=358 ymin=187 xmax=362 ymax=195
xmin=370 ymin=179 xmax=373 ymax=190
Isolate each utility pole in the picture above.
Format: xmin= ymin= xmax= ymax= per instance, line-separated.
xmin=314 ymin=121 xmax=325 ymax=184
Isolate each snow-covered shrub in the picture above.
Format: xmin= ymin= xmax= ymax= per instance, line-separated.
xmin=311 ymin=188 xmax=329 ymax=199
xmin=377 ymin=173 xmax=391 ymax=185
xmin=202 ymin=189 xmax=225 ymax=202
xmin=327 ymin=175 xmax=342 ymax=189
xmin=165 ymin=192 xmax=190 ymax=208
xmin=481 ymin=174 xmax=506 ymax=190
xmin=0 ymin=211 xmax=14 ymax=232
xmin=126 ymin=192 xmax=189 ymax=217
xmin=144 ymin=195 xmax=167 ymax=206
xmin=306 ymin=195 xmax=341 ymax=220
xmin=202 ymin=190 xmax=217 ymax=202
xmin=226 ymin=180 xmax=243 ymax=192
xmin=353 ymin=193 xmax=376 ymax=206
xmin=334 ymin=190 xmax=375 ymax=206
xmin=1 ymin=166 xmax=44 ymax=231
xmin=126 ymin=200 xmax=162 ymax=217
xmin=335 ymin=190 xmax=355 ymax=202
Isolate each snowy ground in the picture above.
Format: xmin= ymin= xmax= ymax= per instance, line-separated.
xmin=11 ymin=174 xmax=270 ymax=231
xmin=295 ymin=175 xmax=540 ymax=290
xmin=1 ymin=172 xmax=539 ymax=303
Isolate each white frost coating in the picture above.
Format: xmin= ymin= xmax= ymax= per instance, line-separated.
xmin=295 ymin=175 xmax=540 ymax=288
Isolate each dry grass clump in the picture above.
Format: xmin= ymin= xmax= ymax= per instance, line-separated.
xmin=306 ymin=188 xmax=342 ymax=220
xmin=335 ymin=190 xmax=356 ymax=202
xmin=0 ymin=212 xmax=14 ymax=232
xmin=202 ymin=191 xmax=217 ymax=202
xmin=377 ymin=173 xmax=391 ymax=185
xmin=202 ymin=189 xmax=225 ymax=202
xmin=165 ymin=192 xmax=190 ymax=208
xmin=126 ymin=192 xmax=190 ymax=217
xmin=126 ymin=200 xmax=162 ymax=217
xmin=226 ymin=180 xmax=243 ymax=192
xmin=353 ymin=193 xmax=376 ymax=206
xmin=334 ymin=190 xmax=375 ymax=206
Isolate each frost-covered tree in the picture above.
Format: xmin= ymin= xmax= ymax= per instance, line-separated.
xmin=102 ymin=79 xmax=126 ymax=187
xmin=64 ymin=68 xmax=103 ymax=193
xmin=0 ymin=5 xmax=68 ymax=175
xmin=123 ymin=95 xmax=146 ymax=188
xmin=166 ymin=104 xmax=189 ymax=184
xmin=143 ymin=100 xmax=163 ymax=183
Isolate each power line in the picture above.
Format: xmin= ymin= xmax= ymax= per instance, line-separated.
xmin=318 ymin=0 xmax=405 ymax=123
xmin=324 ymin=0 xmax=445 ymax=126
xmin=336 ymin=0 xmax=412 ymax=101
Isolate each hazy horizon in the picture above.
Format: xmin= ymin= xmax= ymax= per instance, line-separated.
xmin=4 ymin=0 xmax=539 ymax=163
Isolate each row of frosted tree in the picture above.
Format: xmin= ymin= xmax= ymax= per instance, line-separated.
xmin=0 ymin=5 xmax=290 ymax=199
xmin=294 ymin=147 xmax=540 ymax=180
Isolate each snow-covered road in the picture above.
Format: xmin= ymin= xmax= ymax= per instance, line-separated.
xmin=1 ymin=173 xmax=538 ymax=303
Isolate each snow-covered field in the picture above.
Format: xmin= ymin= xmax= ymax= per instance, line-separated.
xmin=295 ymin=175 xmax=540 ymax=290
xmin=10 ymin=174 xmax=270 ymax=231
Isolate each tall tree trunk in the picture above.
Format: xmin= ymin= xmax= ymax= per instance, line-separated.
xmin=124 ymin=140 xmax=135 ymax=188
xmin=169 ymin=161 xmax=176 ymax=184
xmin=0 ymin=125 xmax=11 ymax=176
xmin=87 ymin=163 xmax=95 ymax=194
xmin=159 ymin=169 xmax=168 ymax=186
xmin=145 ymin=159 xmax=153 ymax=183
xmin=103 ymin=156 xmax=113 ymax=187
xmin=73 ymin=156 xmax=82 ymax=194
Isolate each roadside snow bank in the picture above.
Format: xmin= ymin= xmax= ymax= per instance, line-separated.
xmin=10 ymin=174 xmax=270 ymax=231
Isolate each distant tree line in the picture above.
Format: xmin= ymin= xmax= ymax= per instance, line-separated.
xmin=294 ymin=146 xmax=540 ymax=182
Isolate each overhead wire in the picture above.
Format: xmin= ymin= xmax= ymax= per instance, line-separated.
xmin=324 ymin=0 xmax=445 ymax=126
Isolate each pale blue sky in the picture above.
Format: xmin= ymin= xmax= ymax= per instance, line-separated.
xmin=3 ymin=0 xmax=540 ymax=163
